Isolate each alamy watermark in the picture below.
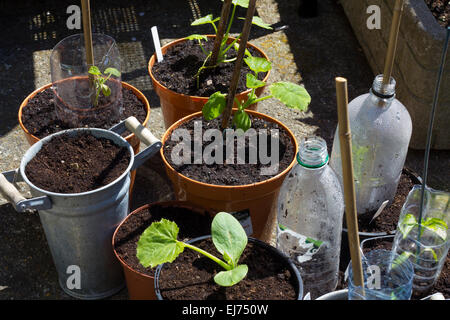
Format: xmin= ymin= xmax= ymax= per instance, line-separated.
xmin=366 ymin=5 xmax=381 ymax=30
xmin=170 ymin=121 xmax=280 ymax=176
xmin=66 ymin=265 xmax=81 ymax=290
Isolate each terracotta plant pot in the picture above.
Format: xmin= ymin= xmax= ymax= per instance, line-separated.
xmin=18 ymin=80 xmax=151 ymax=197
xmin=154 ymin=235 xmax=304 ymax=300
xmin=148 ymin=35 xmax=271 ymax=129
xmin=160 ymin=109 xmax=298 ymax=241
xmin=112 ymin=201 xmax=213 ymax=300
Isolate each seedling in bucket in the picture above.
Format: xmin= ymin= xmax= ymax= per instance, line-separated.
xmin=137 ymin=212 xmax=249 ymax=286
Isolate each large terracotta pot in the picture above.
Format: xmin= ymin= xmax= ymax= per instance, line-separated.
xmin=148 ymin=35 xmax=270 ymax=129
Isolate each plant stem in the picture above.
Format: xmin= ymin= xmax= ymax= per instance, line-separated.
xmin=210 ymin=0 xmax=233 ymax=66
xmin=225 ymin=3 xmax=237 ymax=37
xmin=183 ymin=243 xmax=232 ymax=271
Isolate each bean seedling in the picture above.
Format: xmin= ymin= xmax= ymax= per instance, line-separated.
xmin=136 ymin=212 xmax=249 ymax=287
xmin=202 ymin=48 xmax=311 ymax=131
xmin=88 ymin=66 xmax=121 ymax=106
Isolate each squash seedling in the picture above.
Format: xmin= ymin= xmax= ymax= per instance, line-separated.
xmin=186 ymin=0 xmax=273 ymax=88
xmin=202 ymin=48 xmax=312 ymax=131
xmin=88 ymin=66 xmax=121 ymax=106
xmin=136 ymin=212 xmax=249 ymax=287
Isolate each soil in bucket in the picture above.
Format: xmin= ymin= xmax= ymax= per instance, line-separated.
xmin=151 ymin=38 xmax=268 ymax=97
xmin=157 ymin=237 xmax=298 ymax=300
xmin=25 ymin=132 xmax=130 ymax=194
xmin=21 ymin=84 xmax=147 ymax=139
xmin=113 ymin=203 xmax=213 ymax=277
xmin=424 ymin=0 xmax=449 ymax=28
xmin=162 ymin=115 xmax=295 ymax=185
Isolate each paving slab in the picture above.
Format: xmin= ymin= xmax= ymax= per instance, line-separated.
xmin=0 ymin=0 xmax=448 ymax=299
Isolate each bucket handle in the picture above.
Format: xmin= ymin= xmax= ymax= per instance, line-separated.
xmin=0 ymin=170 xmax=52 ymax=212
xmin=113 ymin=116 xmax=162 ymax=171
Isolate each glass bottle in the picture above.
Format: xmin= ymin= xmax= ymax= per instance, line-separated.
xmin=329 ymin=75 xmax=412 ymax=215
xmin=277 ymin=136 xmax=344 ymax=299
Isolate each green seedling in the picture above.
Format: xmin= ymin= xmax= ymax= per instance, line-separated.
xmin=136 ymin=212 xmax=249 ymax=287
xmin=88 ymin=66 xmax=121 ymax=106
xmin=186 ymin=0 xmax=273 ymax=88
xmin=398 ymin=213 xmax=448 ymax=242
xmin=202 ymin=48 xmax=311 ymax=131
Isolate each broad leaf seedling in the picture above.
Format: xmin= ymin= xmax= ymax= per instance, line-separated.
xmin=88 ymin=66 xmax=121 ymax=106
xmin=136 ymin=212 xmax=249 ymax=287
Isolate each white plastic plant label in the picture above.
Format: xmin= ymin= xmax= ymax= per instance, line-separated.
xmin=230 ymin=209 xmax=253 ymax=236
xmin=277 ymin=224 xmax=325 ymax=263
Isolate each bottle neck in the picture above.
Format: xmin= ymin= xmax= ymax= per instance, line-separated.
xmin=370 ymin=74 xmax=396 ymax=108
xmin=297 ymin=136 xmax=329 ymax=169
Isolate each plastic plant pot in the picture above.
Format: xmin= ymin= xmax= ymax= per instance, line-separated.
xmin=348 ymin=249 xmax=414 ymax=300
xmin=148 ymin=35 xmax=270 ymax=129
xmin=154 ymin=235 xmax=304 ymax=300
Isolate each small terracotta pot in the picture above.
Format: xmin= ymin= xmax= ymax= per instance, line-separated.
xmin=112 ymin=201 xmax=213 ymax=300
xmin=18 ymin=80 xmax=151 ymax=197
xmin=160 ymin=109 xmax=298 ymax=241
xmin=148 ymin=35 xmax=271 ymax=129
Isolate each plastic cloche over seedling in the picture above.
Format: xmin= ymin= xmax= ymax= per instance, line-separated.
xmin=136 ymin=212 xmax=249 ymax=287
xmin=186 ymin=0 xmax=273 ymax=88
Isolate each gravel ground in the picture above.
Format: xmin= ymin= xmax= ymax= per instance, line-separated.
xmin=0 ymin=0 xmax=448 ymax=300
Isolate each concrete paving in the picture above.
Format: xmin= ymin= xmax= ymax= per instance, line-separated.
xmin=0 ymin=0 xmax=448 ymax=299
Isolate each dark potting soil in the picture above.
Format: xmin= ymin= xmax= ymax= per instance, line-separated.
xmin=21 ymin=87 xmax=147 ymax=139
xmin=362 ymin=238 xmax=450 ymax=300
xmin=113 ymin=204 xmax=213 ymax=277
xmin=344 ymin=171 xmax=416 ymax=234
xmin=158 ymin=238 xmax=298 ymax=300
xmin=163 ymin=116 xmax=295 ymax=186
xmin=151 ymin=38 xmax=268 ymax=97
xmin=25 ymin=132 xmax=130 ymax=193
xmin=424 ymin=0 xmax=449 ymax=28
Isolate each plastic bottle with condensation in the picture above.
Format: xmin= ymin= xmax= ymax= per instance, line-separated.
xmin=277 ymin=136 xmax=344 ymax=299
xmin=329 ymin=75 xmax=412 ymax=215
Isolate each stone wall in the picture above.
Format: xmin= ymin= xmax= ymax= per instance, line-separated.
xmin=340 ymin=0 xmax=450 ymax=149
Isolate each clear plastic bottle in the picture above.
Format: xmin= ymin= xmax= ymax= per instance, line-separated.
xmin=277 ymin=136 xmax=344 ymax=299
xmin=329 ymin=75 xmax=412 ymax=215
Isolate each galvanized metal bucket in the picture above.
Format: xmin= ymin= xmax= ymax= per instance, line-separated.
xmin=0 ymin=117 xmax=161 ymax=299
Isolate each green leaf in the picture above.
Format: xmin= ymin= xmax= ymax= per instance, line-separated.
xmin=246 ymin=73 xmax=266 ymax=89
xmin=202 ymin=92 xmax=226 ymax=121
xmin=185 ymin=34 xmax=208 ymax=41
xmin=211 ymin=212 xmax=248 ymax=267
xmin=191 ymin=14 xmax=215 ymax=26
xmin=222 ymin=0 xmax=249 ymax=8
xmin=88 ymin=66 xmax=101 ymax=75
xmin=399 ymin=213 xmax=418 ymax=239
xmin=233 ymin=42 xmax=252 ymax=57
xmin=104 ymin=67 xmax=121 ymax=77
xmin=101 ymin=84 xmax=111 ymax=97
xmin=244 ymin=56 xmax=272 ymax=74
xmin=238 ymin=16 xmax=273 ymax=29
xmin=214 ymin=264 xmax=248 ymax=286
xmin=233 ymin=109 xmax=251 ymax=132
xmin=136 ymin=219 xmax=185 ymax=268
xmin=423 ymin=218 xmax=448 ymax=241
xmin=269 ymin=81 xmax=311 ymax=111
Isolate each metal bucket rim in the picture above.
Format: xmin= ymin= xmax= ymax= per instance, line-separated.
xmin=19 ymin=127 xmax=135 ymax=197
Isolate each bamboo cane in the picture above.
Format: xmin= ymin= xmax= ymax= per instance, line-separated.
xmin=382 ymin=0 xmax=405 ymax=86
xmin=335 ymin=77 xmax=365 ymax=293
xmin=220 ymin=0 xmax=256 ymax=130
xmin=210 ymin=0 xmax=233 ymax=66
xmin=81 ymin=0 xmax=95 ymax=95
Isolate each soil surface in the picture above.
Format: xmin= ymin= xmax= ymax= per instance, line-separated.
xmin=163 ymin=115 xmax=295 ymax=185
xmin=344 ymin=170 xmax=417 ymax=234
xmin=113 ymin=203 xmax=213 ymax=277
xmin=424 ymin=0 xmax=449 ymax=27
xmin=25 ymin=132 xmax=130 ymax=193
xmin=21 ymin=87 xmax=147 ymax=139
xmin=151 ymin=38 xmax=267 ymax=97
xmin=158 ymin=237 xmax=298 ymax=300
